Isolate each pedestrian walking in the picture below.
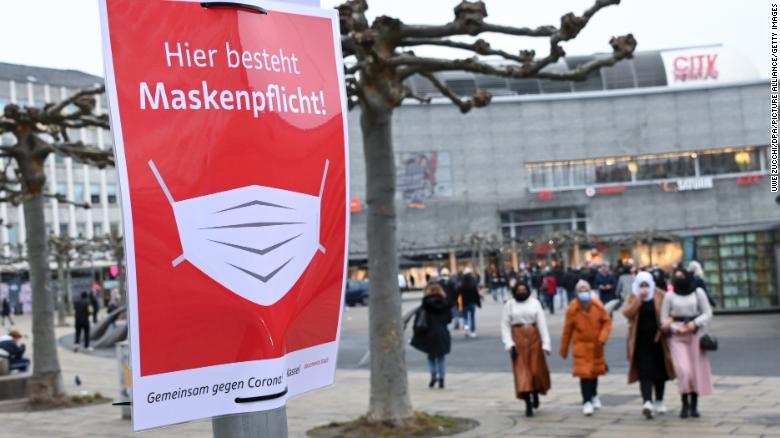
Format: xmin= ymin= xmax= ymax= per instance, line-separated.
xmin=594 ymin=264 xmax=618 ymax=304
xmin=687 ymin=260 xmax=717 ymax=308
xmin=662 ymin=268 xmax=714 ymax=419
xmin=560 ymin=279 xmax=612 ymax=416
xmin=73 ymin=291 xmax=92 ymax=352
xmin=553 ymin=265 xmax=566 ymax=310
xmin=615 ymin=265 xmax=635 ymax=303
xmin=438 ymin=268 xmax=460 ymax=330
xmin=622 ymin=271 xmax=675 ymax=419
xmin=562 ymin=267 xmax=579 ymax=303
xmin=501 ymin=278 xmax=551 ymax=417
xmin=1 ymin=297 xmax=14 ymax=327
xmin=486 ymin=263 xmax=508 ymax=303
xmin=541 ymin=269 xmax=557 ymax=314
xmin=411 ymin=283 xmax=452 ymax=389
xmin=457 ymin=268 xmax=481 ymax=338
xmin=89 ymin=290 xmax=100 ymax=324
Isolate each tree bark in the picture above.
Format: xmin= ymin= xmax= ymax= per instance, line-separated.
xmin=65 ymin=257 xmax=73 ymax=316
xmin=24 ymin=195 xmax=65 ymax=401
xmin=361 ymin=105 xmax=413 ymax=423
xmin=56 ymin=257 xmax=68 ymax=327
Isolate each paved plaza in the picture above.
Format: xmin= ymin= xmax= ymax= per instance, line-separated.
xmin=0 ymin=297 xmax=778 ymax=437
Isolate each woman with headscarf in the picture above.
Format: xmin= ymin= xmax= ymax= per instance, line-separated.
xmin=500 ymin=277 xmax=551 ymax=417
xmin=661 ymin=268 xmax=714 ymax=418
xmin=560 ymin=279 xmax=612 ymax=416
xmin=411 ymin=283 xmax=452 ymax=389
xmin=622 ymin=271 xmax=675 ymax=419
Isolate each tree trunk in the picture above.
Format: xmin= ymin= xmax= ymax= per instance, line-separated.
xmin=56 ymin=257 xmax=68 ymax=327
xmin=24 ymin=195 xmax=65 ymax=401
xmin=361 ymin=105 xmax=413 ymax=423
xmin=65 ymin=257 xmax=73 ymax=316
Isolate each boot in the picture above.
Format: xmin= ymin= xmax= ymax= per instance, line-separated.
xmin=690 ymin=393 xmax=700 ymax=418
xmin=680 ymin=394 xmax=690 ymax=419
xmin=522 ymin=393 xmax=533 ymax=417
xmin=429 ymin=374 xmax=437 ymax=389
xmin=532 ymin=392 xmax=540 ymax=409
xmin=438 ymin=378 xmax=444 ymax=389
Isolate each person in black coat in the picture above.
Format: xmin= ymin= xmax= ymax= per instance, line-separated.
xmin=0 ymin=330 xmax=29 ymax=372
xmin=562 ymin=268 xmax=580 ymax=303
xmin=457 ymin=269 xmax=481 ymax=338
xmin=411 ymin=283 xmax=452 ymax=389
xmin=89 ymin=291 xmax=100 ymax=324
xmin=73 ymin=292 xmax=92 ymax=351
xmin=1 ymin=297 xmax=14 ymax=327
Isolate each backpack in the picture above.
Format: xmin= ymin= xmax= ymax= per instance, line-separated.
xmin=412 ymin=306 xmax=428 ymax=336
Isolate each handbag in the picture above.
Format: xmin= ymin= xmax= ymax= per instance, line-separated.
xmin=700 ymin=333 xmax=718 ymax=351
xmin=412 ymin=306 xmax=428 ymax=336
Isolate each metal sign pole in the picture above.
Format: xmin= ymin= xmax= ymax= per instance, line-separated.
xmin=212 ymin=406 xmax=288 ymax=438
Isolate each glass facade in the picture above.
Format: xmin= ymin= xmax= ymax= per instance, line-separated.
xmin=694 ymin=231 xmax=778 ymax=310
xmin=500 ymin=208 xmax=586 ymax=243
xmin=527 ymin=146 xmax=766 ymax=190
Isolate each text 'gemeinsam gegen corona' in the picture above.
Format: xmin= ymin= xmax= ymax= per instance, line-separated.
xmin=138 ymin=41 xmax=329 ymax=119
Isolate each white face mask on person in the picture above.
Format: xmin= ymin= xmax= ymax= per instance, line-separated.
xmin=149 ymin=159 xmax=329 ymax=306
xmin=578 ymin=291 xmax=592 ymax=303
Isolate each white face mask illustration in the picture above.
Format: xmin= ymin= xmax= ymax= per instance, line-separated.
xmin=148 ymin=159 xmax=328 ymax=306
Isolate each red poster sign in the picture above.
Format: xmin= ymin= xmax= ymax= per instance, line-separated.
xmin=100 ymin=0 xmax=349 ymax=430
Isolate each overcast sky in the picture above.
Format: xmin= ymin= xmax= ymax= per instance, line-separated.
xmin=0 ymin=0 xmax=766 ymax=78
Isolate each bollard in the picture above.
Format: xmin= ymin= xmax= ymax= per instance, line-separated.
xmin=212 ymin=407 xmax=288 ymax=438
xmin=115 ymin=341 xmax=131 ymax=420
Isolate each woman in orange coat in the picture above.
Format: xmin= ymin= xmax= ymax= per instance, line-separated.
xmin=560 ymin=279 xmax=612 ymax=416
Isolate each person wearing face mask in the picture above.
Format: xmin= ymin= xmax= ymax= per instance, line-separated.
xmin=560 ymin=279 xmax=612 ymax=416
xmin=622 ymin=271 xmax=675 ymax=419
xmin=661 ymin=268 xmax=713 ymax=419
xmin=500 ymin=278 xmax=551 ymax=417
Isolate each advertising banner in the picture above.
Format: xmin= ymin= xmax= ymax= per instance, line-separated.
xmin=99 ymin=0 xmax=349 ymax=430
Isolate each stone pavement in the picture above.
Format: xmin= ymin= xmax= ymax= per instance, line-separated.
xmin=0 ymin=314 xmax=778 ymax=437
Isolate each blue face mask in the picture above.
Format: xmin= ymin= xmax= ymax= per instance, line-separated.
xmin=578 ymin=292 xmax=592 ymax=303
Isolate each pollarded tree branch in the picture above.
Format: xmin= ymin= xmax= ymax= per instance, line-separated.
xmin=399 ymin=38 xmax=534 ymax=64
xmin=42 ymin=85 xmax=105 ymax=120
xmin=51 ymin=141 xmax=114 ymax=169
xmin=418 ymin=72 xmax=490 ymax=113
xmin=395 ymin=33 xmax=636 ymax=81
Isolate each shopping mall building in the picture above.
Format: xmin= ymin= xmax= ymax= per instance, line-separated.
xmin=346 ymin=45 xmax=777 ymax=312
xmin=0 ymin=45 xmax=775 ymax=311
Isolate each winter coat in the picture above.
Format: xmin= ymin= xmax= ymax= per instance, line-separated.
xmin=594 ymin=272 xmax=617 ymax=292
xmin=486 ymin=270 xmax=507 ymax=289
xmin=560 ymin=298 xmax=612 ymax=379
xmin=0 ymin=340 xmax=25 ymax=361
xmin=458 ymin=273 xmax=481 ymax=308
xmin=73 ymin=298 xmax=91 ymax=324
xmin=438 ymin=277 xmax=457 ymax=308
xmin=615 ymin=274 xmax=634 ymax=301
xmin=410 ymin=294 xmax=452 ymax=357
xmin=541 ymin=275 xmax=557 ymax=296
xmin=562 ymin=271 xmax=579 ymax=293
xmin=621 ymin=289 xmax=676 ymax=384
xmin=1 ymin=298 xmax=10 ymax=316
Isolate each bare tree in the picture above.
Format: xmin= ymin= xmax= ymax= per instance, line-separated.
xmin=49 ymin=235 xmax=94 ymax=327
xmin=337 ymin=0 xmax=636 ymax=423
xmin=0 ymin=88 xmax=113 ymax=402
